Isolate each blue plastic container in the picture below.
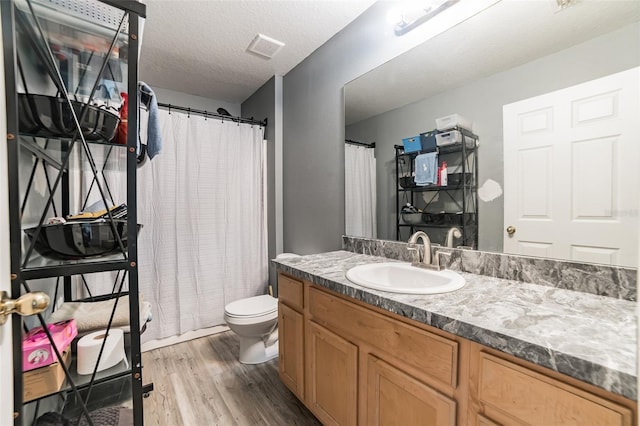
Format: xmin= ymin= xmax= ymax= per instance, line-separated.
xmin=402 ymin=136 xmax=421 ymax=153
xmin=419 ymin=130 xmax=438 ymax=152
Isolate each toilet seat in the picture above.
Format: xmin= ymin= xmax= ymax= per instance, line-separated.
xmin=224 ymin=295 xmax=277 ymax=318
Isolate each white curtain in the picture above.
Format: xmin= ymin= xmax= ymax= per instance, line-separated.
xmin=78 ymin=110 xmax=268 ymax=341
xmin=136 ymin=110 xmax=268 ymax=341
xmin=345 ymin=144 xmax=376 ymax=238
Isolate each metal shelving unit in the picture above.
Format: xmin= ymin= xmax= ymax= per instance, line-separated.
xmin=395 ymin=127 xmax=479 ymax=247
xmin=2 ymin=0 xmax=149 ymax=424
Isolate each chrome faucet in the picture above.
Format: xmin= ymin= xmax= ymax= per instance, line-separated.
xmin=445 ymin=227 xmax=462 ymax=248
xmin=407 ymin=231 xmax=432 ymax=267
xmin=408 ymin=231 xmax=453 ymax=271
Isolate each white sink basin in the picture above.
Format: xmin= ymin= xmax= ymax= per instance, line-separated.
xmin=346 ymin=262 xmax=465 ymax=294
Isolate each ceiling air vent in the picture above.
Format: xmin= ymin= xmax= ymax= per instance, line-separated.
xmin=246 ymin=34 xmax=285 ymax=59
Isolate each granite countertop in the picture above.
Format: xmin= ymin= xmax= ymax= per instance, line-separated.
xmin=273 ymin=250 xmax=638 ymax=400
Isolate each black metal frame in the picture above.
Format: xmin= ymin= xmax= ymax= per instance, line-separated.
xmin=157 ymin=102 xmax=268 ymax=127
xmin=345 ymin=139 xmax=375 ymax=149
xmin=395 ymin=127 xmax=479 ymax=248
xmin=2 ymin=0 xmax=148 ymax=424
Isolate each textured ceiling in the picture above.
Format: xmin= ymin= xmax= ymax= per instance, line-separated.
xmin=139 ymin=0 xmax=376 ymax=103
xmin=345 ymin=0 xmax=640 ymax=125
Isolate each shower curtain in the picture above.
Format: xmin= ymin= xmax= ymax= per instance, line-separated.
xmin=73 ymin=109 xmax=267 ymax=341
xmin=345 ymin=144 xmax=377 ymax=238
xmin=135 ymin=110 xmax=268 ymax=341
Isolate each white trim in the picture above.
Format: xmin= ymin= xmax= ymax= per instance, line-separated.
xmin=0 ymin=15 xmax=14 ymax=424
xmin=141 ymin=325 xmax=230 ymax=352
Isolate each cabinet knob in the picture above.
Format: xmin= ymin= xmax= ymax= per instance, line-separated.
xmin=506 ymin=226 xmax=516 ymax=236
xmin=0 ymin=291 xmax=49 ymax=326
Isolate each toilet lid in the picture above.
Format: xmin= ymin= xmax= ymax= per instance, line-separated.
xmin=225 ymin=295 xmax=277 ymax=317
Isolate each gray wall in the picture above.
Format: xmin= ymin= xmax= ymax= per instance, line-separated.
xmin=346 ymin=23 xmax=640 ymax=252
xmin=241 ymin=76 xmax=278 ymax=289
xmin=281 ymin=1 xmax=466 ymax=254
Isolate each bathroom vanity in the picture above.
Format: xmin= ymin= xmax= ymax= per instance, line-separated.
xmin=274 ymin=250 xmax=637 ymax=426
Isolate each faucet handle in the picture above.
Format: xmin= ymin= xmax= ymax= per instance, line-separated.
xmin=434 ymin=250 xmax=452 ymax=270
xmin=406 ymin=243 xmax=421 ymax=263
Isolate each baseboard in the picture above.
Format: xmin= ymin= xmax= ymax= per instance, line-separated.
xmin=141 ymin=325 xmax=230 ymax=352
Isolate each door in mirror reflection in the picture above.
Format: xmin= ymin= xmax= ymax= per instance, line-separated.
xmin=503 ymin=67 xmax=639 ymax=267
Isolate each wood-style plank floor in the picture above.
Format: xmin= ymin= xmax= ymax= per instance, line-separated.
xmin=142 ymin=331 xmax=321 ymax=426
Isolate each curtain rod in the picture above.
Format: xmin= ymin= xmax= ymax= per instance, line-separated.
xmin=345 ymin=139 xmax=375 ymax=148
xmin=157 ymin=102 xmax=268 ymax=127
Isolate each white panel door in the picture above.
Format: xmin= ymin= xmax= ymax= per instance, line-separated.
xmin=0 ymin=15 xmax=15 ymax=425
xmin=504 ymin=67 xmax=639 ymax=267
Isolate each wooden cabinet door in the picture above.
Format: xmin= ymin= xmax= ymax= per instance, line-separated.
xmin=308 ymin=321 xmax=358 ymax=426
xmin=278 ymin=302 xmax=304 ymax=400
xmin=478 ymin=353 xmax=632 ymax=426
xmin=367 ymin=355 xmax=456 ymax=426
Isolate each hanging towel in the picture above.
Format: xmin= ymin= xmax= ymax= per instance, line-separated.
xmin=138 ymin=81 xmax=162 ymax=159
xmin=414 ymin=152 xmax=438 ymax=186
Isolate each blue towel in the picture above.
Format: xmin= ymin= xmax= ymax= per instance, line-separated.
xmin=138 ymin=82 xmax=162 ymax=159
xmin=414 ymin=152 xmax=438 ymax=186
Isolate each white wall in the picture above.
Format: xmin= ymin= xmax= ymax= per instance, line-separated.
xmin=150 ymin=86 xmax=240 ymax=117
xmin=346 ymin=23 xmax=640 ymax=251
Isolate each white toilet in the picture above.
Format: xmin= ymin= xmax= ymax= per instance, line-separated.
xmin=224 ymin=294 xmax=279 ymax=364
xmin=224 ymin=254 xmax=300 ymax=364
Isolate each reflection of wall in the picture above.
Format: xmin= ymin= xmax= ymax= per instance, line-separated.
xmin=346 ymin=22 xmax=640 ymax=252
xmin=281 ymin=2 xmax=492 ymax=254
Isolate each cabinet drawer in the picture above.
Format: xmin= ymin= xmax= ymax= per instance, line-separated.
xmin=278 ymin=273 xmax=304 ymax=310
xmin=478 ymin=352 xmax=632 ymax=426
xmin=309 ymin=286 xmax=458 ymax=388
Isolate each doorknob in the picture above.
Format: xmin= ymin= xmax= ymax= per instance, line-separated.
xmin=0 ymin=291 xmax=49 ymax=326
xmin=506 ymin=226 xmax=516 ymax=235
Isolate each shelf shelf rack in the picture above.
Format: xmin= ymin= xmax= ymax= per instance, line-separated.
xmin=2 ymin=0 xmax=149 ymax=424
xmin=395 ymin=127 xmax=479 ymax=247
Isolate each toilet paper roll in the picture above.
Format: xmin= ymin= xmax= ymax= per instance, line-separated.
xmin=76 ymin=329 xmax=125 ymax=375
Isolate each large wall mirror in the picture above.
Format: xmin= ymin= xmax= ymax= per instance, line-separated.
xmin=344 ymin=0 xmax=640 ymax=267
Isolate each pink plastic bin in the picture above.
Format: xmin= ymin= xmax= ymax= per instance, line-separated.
xmin=22 ymin=319 xmax=77 ymax=372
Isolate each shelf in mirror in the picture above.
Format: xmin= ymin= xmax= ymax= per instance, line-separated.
xmin=398 ymin=223 xmax=478 ymax=229
xmin=398 ymin=184 xmax=476 ymax=192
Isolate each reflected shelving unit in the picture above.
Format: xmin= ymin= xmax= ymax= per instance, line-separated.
xmin=395 ymin=127 xmax=479 ymax=248
xmin=2 ymin=0 xmax=150 ymax=424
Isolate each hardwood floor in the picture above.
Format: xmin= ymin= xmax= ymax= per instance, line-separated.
xmin=142 ymin=331 xmax=321 ymax=426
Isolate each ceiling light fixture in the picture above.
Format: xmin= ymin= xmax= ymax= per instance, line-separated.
xmin=394 ymin=0 xmax=460 ymax=36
